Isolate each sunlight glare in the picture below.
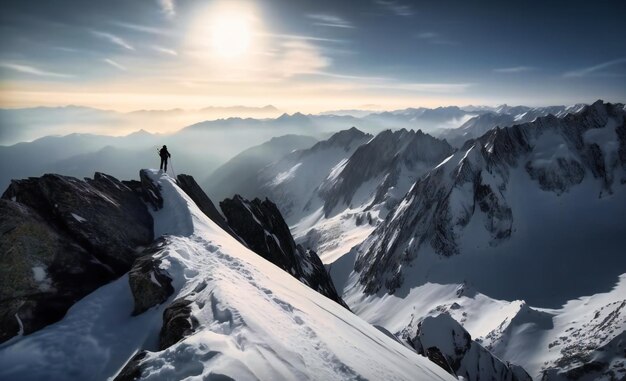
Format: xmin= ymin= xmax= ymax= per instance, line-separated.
xmin=211 ymin=12 xmax=251 ymax=58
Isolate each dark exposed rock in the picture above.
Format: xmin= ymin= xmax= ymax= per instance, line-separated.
xmin=159 ymin=298 xmax=198 ymax=350
xmin=2 ymin=172 xmax=153 ymax=271
xmin=0 ymin=172 xmax=154 ymax=343
xmin=176 ymin=174 xmax=236 ymax=237
xmin=423 ymin=347 xmax=456 ymax=377
xmin=113 ymin=351 xmax=148 ymax=381
xmin=139 ymin=169 xmax=163 ymax=211
xmin=525 ymin=158 xmax=585 ymax=194
xmin=128 ymin=243 xmax=174 ymax=316
xmin=220 ymin=195 xmax=348 ymax=308
xmin=410 ymin=313 xmax=532 ymax=381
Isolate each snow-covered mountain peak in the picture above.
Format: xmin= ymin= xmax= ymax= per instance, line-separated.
xmin=352 ymin=100 xmax=626 ymax=298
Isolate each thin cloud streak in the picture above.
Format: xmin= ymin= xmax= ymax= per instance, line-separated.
xmin=152 ymin=45 xmax=178 ymax=56
xmin=92 ymin=30 xmax=134 ymax=50
xmin=374 ymin=0 xmax=414 ymax=16
xmin=0 ymin=62 xmax=73 ymax=78
xmin=258 ymin=32 xmax=346 ymax=44
xmin=307 ymin=14 xmax=354 ymax=29
xmin=416 ymin=31 xmax=456 ymax=45
xmin=103 ymin=58 xmax=127 ymax=71
xmin=113 ymin=21 xmax=171 ymax=36
xmin=563 ymin=58 xmax=626 ymax=78
xmin=494 ymin=66 xmax=535 ymax=73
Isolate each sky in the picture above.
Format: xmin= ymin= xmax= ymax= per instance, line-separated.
xmin=0 ymin=0 xmax=625 ymax=113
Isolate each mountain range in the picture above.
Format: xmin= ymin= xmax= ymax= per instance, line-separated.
xmin=0 ymin=100 xmax=624 ymax=380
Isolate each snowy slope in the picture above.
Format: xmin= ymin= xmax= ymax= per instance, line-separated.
xmin=339 ymin=101 xmax=626 ymax=379
xmin=202 ymin=134 xmax=318 ymax=202
xmin=291 ymin=129 xmax=452 ymax=263
xmin=0 ymin=169 xmax=454 ymax=381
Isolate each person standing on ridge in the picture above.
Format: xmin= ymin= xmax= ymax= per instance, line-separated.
xmin=159 ymin=145 xmax=171 ymax=172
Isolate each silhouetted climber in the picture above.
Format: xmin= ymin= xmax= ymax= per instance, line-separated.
xmin=159 ymin=145 xmax=171 ymax=172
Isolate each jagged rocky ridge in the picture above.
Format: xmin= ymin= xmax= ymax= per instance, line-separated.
xmin=438 ymin=104 xmax=587 ymax=147
xmin=255 ymin=126 xmax=373 ymax=221
xmin=0 ymin=172 xmax=154 ymax=343
xmin=355 ymin=100 xmax=626 ymax=293
xmin=220 ymin=195 xmax=348 ymax=308
xmin=320 ymin=128 xmax=453 ymax=216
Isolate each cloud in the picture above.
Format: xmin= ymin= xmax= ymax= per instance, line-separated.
xmin=494 ymin=66 xmax=535 ymax=73
xmin=158 ymin=0 xmax=175 ymax=17
xmin=374 ymin=0 xmax=414 ymax=16
xmin=152 ymin=45 xmax=178 ymax=56
xmin=92 ymin=30 xmax=134 ymax=50
xmin=276 ymin=40 xmax=331 ymax=77
xmin=416 ymin=31 xmax=456 ymax=45
xmin=563 ymin=57 xmax=626 ymax=78
xmin=103 ymin=58 xmax=127 ymax=71
xmin=307 ymin=14 xmax=354 ymax=28
xmin=258 ymin=32 xmax=345 ymax=44
xmin=113 ymin=21 xmax=170 ymax=36
xmin=0 ymin=62 xmax=73 ymax=78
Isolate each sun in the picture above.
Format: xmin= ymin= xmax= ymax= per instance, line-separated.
xmin=211 ymin=13 xmax=251 ymax=58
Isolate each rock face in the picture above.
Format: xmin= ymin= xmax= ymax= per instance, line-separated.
xmin=320 ymin=129 xmax=454 ymax=216
xmin=220 ymin=195 xmax=348 ymax=308
xmin=139 ymin=169 xmax=163 ymax=211
xmin=159 ymin=298 xmax=198 ymax=350
xmin=128 ymin=240 xmax=174 ymax=316
xmin=256 ymin=127 xmax=373 ymax=221
xmin=175 ymin=174 xmax=234 ymax=236
xmin=0 ymin=172 xmax=154 ymax=343
xmin=355 ymin=100 xmax=626 ymax=294
xmin=539 ymin=300 xmax=626 ymax=381
xmin=410 ymin=314 xmax=532 ymax=381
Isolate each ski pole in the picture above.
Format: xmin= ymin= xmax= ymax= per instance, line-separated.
xmin=169 ymin=157 xmax=176 ymax=178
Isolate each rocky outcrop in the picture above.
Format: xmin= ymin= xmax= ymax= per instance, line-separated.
xmin=540 ymin=300 xmax=626 ymax=381
xmin=410 ymin=314 xmax=532 ymax=381
xmin=0 ymin=172 xmax=154 ymax=343
xmin=139 ymin=169 xmax=163 ymax=210
xmin=175 ymin=174 xmax=236 ymax=237
xmin=220 ymin=195 xmax=348 ymax=308
xmin=128 ymin=241 xmax=174 ymax=316
xmin=159 ymin=298 xmax=199 ymax=350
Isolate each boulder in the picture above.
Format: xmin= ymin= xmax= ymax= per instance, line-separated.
xmin=0 ymin=172 xmax=154 ymax=343
xmin=128 ymin=241 xmax=174 ymax=316
xmin=410 ymin=313 xmax=532 ymax=381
